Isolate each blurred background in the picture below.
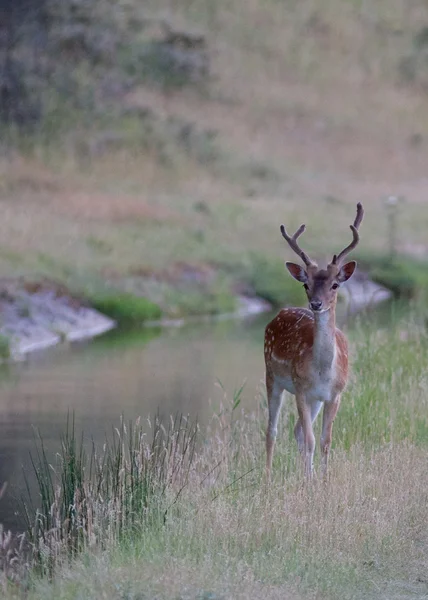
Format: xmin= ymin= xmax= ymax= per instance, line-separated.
xmin=1 ymin=0 xmax=428 ymax=304
xmin=0 ymin=0 xmax=428 ymax=527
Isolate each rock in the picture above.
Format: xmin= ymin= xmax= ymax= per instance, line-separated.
xmin=340 ymin=271 xmax=392 ymax=313
xmin=0 ymin=279 xmax=115 ymax=359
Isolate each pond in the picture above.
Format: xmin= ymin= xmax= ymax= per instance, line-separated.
xmin=0 ymin=313 xmax=271 ymax=531
xmin=0 ymin=300 xmax=397 ymax=531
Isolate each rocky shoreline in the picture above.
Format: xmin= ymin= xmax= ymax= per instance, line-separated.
xmin=0 ymin=272 xmax=392 ymax=361
xmin=0 ymin=279 xmax=115 ymax=360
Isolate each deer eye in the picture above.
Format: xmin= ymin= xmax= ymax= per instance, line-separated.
xmin=303 ymin=284 xmax=309 ymax=291
xmin=331 ymin=283 xmax=339 ymax=290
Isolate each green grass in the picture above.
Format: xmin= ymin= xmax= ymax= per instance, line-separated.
xmin=360 ymin=253 xmax=428 ymax=299
xmin=1 ymin=0 xmax=428 ymax=321
xmin=20 ymin=413 xmax=198 ymax=577
xmin=89 ymin=291 xmax=162 ymax=325
xmin=242 ymin=253 xmax=307 ymax=307
xmin=2 ymin=306 xmax=428 ymax=599
xmin=0 ymin=334 xmax=10 ymax=361
xmin=166 ymin=285 xmax=237 ymax=318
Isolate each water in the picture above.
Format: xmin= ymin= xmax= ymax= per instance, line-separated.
xmin=0 ymin=314 xmax=269 ymax=531
xmin=0 ymin=299 xmax=399 ymax=531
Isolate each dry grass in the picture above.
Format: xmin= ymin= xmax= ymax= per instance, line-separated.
xmin=1 ymin=4 xmax=428 ymax=597
xmin=2 ymin=311 xmax=428 ymax=599
xmin=2 ymin=0 xmax=428 ymax=308
xmin=9 ymin=438 xmax=428 ymax=599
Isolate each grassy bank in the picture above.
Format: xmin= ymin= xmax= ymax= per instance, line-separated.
xmin=2 ymin=307 xmax=428 ymax=599
xmin=360 ymin=253 xmax=428 ymax=300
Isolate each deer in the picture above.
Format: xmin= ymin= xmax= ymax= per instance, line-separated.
xmin=264 ymin=203 xmax=364 ymax=479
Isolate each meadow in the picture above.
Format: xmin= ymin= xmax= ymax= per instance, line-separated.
xmin=2 ymin=306 xmax=428 ymax=600
xmin=1 ymin=1 xmax=428 ymax=598
xmin=2 ymin=0 xmax=428 ymax=316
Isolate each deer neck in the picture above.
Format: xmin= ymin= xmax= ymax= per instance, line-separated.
xmin=312 ymin=306 xmax=337 ymax=373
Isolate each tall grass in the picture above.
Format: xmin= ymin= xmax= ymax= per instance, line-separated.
xmin=21 ymin=413 xmax=198 ymax=576
xmin=2 ymin=308 xmax=428 ymax=599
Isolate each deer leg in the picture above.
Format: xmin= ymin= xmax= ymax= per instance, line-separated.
xmin=266 ymin=374 xmax=284 ymax=480
xmin=296 ymin=396 xmax=315 ymax=478
xmin=295 ymin=400 xmax=322 ymax=472
xmin=320 ymin=395 xmax=341 ymax=477
xmin=295 ymin=400 xmax=322 ymax=446
xmin=294 ymin=419 xmax=304 ymax=456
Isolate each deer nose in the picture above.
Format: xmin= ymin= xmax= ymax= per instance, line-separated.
xmin=310 ymin=300 xmax=322 ymax=311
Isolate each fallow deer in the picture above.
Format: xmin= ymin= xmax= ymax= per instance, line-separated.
xmin=265 ymin=203 xmax=364 ymax=478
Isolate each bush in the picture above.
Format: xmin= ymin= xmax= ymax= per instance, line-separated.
xmin=360 ymin=254 xmax=428 ymax=299
xmin=0 ymin=0 xmax=140 ymax=130
xmin=244 ymin=253 xmax=306 ymax=308
xmin=0 ymin=334 xmax=10 ymax=360
xmin=166 ymin=284 xmax=236 ymax=318
xmin=90 ymin=291 xmax=161 ymax=325
xmin=0 ymin=1 xmax=210 ymax=134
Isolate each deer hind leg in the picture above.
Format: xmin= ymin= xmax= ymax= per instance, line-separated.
xmin=266 ymin=373 xmax=284 ymax=481
xmin=294 ymin=400 xmax=322 ymax=457
xmin=320 ymin=395 xmax=341 ymax=477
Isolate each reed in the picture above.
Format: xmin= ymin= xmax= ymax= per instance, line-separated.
xmin=21 ymin=413 xmax=198 ymax=575
xmin=2 ymin=307 xmax=428 ymax=599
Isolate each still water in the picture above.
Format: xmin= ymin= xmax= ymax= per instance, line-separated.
xmin=0 ymin=314 xmax=270 ymax=530
xmin=0 ymin=300 xmax=398 ymax=531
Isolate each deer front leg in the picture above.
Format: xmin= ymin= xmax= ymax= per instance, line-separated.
xmin=296 ymin=395 xmax=315 ymax=478
xmin=266 ymin=373 xmax=284 ymax=481
xmin=320 ymin=395 xmax=341 ymax=477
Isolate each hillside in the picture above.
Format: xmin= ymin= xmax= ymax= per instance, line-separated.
xmin=1 ymin=0 xmax=428 ymax=316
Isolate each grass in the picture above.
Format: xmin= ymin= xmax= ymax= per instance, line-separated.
xmin=359 ymin=253 xmax=428 ymax=299
xmin=0 ymin=335 xmax=11 ymax=361
xmin=1 ymin=1 xmax=428 ymax=318
xmin=165 ymin=284 xmax=237 ymax=318
xmin=2 ymin=306 xmax=428 ymax=599
xmin=88 ymin=291 xmax=162 ymax=325
xmin=20 ymin=413 xmax=198 ymax=575
xmin=242 ymin=253 xmax=307 ymax=307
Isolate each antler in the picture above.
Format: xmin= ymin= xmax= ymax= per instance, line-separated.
xmin=331 ymin=202 xmax=364 ymax=265
xmin=280 ymin=223 xmax=315 ymax=267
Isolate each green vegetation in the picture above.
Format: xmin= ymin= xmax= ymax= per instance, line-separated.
xmin=0 ymin=334 xmax=10 ymax=361
xmin=362 ymin=253 xmax=428 ymax=299
xmin=21 ymin=414 xmax=197 ymax=569
xmin=166 ymin=285 xmax=237 ymax=318
xmin=1 ymin=0 xmax=428 ymax=319
xmin=243 ymin=253 xmax=307 ymax=308
xmin=89 ymin=291 xmax=162 ymax=325
xmin=2 ymin=308 xmax=428 ymax=599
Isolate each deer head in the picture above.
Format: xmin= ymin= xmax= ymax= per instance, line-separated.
xmin=281 ymin=203 xmax=364 ymax=313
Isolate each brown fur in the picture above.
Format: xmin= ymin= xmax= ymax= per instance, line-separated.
xmin=265 ymin=203 xmax=363 ymax=479
xmin=264 ymin=308 xmax=349 ymax=393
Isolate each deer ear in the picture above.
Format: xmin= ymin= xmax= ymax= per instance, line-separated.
xmin=286 ymin=262 xmax=308 ymax=283
xmin=338 ymin=260 xmax=357 ymax=283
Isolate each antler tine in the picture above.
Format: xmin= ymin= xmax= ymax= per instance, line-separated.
xmin=353 ymin=202 xmax=364 ymax=229
xmin=332 ymin=202 xmax=365 ymax=265
xmin=280 ymin=223 xmax=315 ymax=267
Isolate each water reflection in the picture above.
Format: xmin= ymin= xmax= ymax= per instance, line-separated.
xmin=0 ymin=315 xmax=268 ymax=530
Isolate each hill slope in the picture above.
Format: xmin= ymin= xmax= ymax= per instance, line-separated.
xmin=1 ymin=0 xmax=428 ymax=314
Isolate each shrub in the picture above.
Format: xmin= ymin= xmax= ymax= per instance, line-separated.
xmin=244 ymin=253 xmax=306 ymax=308
xmin=360 ymin=253 xmax=428 ymax=299
xmin=90 ymin=291 xmax=161 ymax=325
xmin=0 ymin=334 xmax=10 ymax=360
